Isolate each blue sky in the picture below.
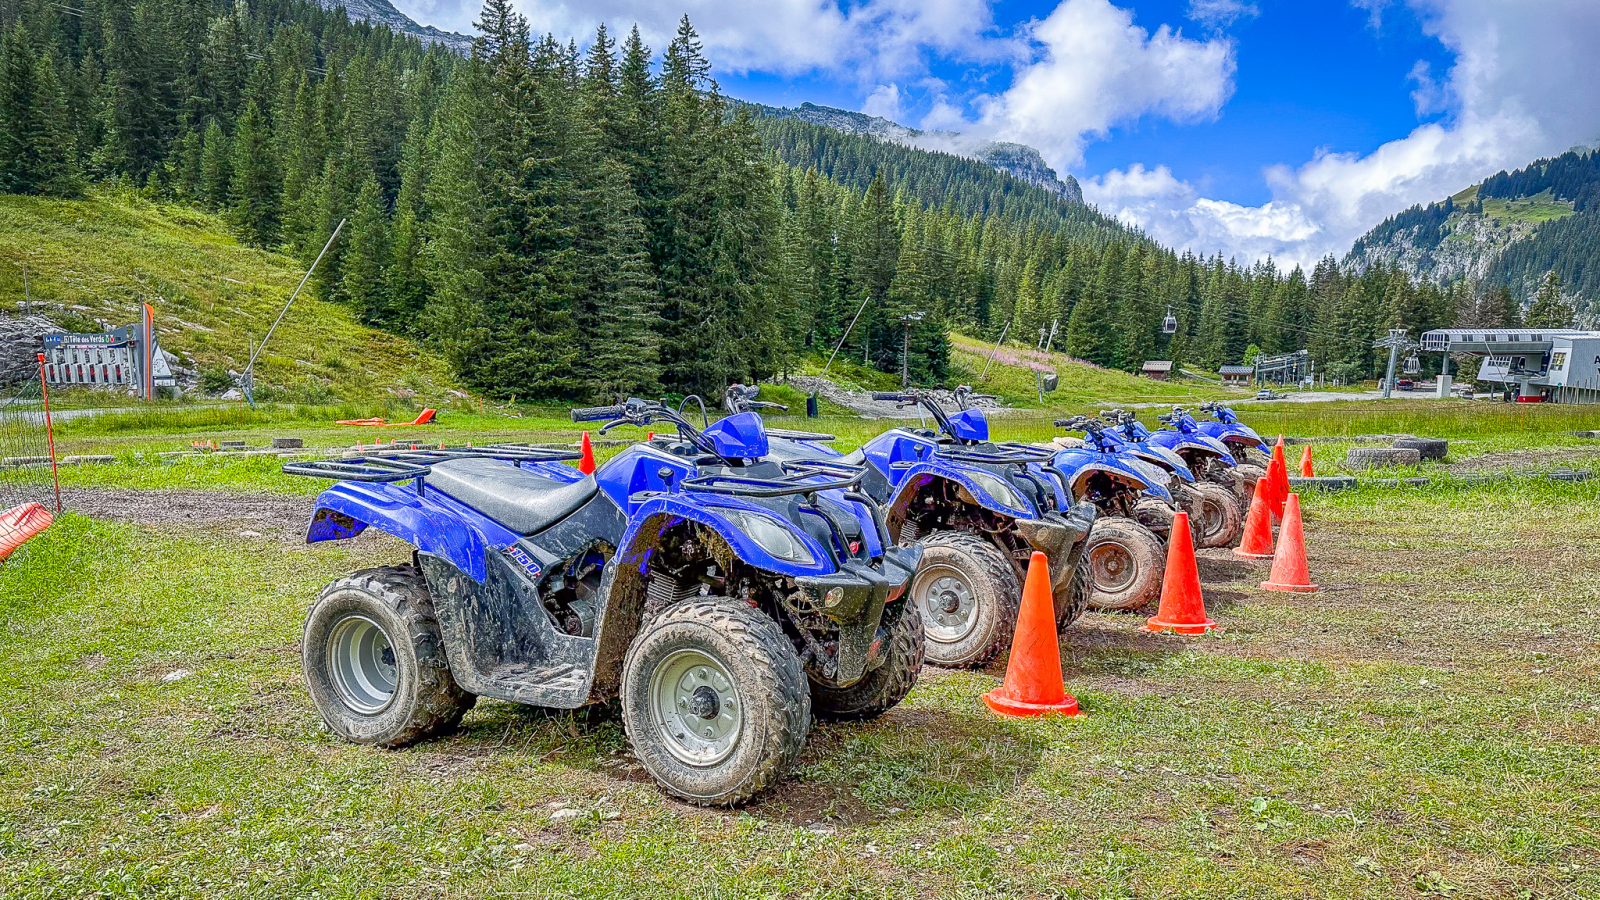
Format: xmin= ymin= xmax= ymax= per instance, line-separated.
xmin=393 ymin=0 xmax=1600 ymax=270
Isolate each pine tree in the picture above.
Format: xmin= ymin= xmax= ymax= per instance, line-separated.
xmin=199 ymin=118 xmax=231 ymax=207
xmin=1525 ymin=272 xmax=1574 ymax=328
xmin=0 ymin=26 xmax=79 ymax=197
xmin=229 ymin=100 xmax=280 ymax=246
xmin=340 ymin=174 xmax=391 ymax=323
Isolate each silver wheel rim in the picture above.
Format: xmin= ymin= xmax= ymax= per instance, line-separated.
xmin=1089 ymin=540 xmax=1138 ymax=593
xmin=327 ymin=614 xmax=398 ymax=715
xmin=913 ymin=564 xmax=979 ymax=644
xmin=650 ymin=649 xmax=743 ymax=767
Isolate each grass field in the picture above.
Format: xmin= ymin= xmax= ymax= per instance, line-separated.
xmin=3 ymin=399 xmax=1600 ymax=899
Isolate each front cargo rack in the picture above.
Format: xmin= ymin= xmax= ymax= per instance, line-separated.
xmin=282 ymin=444 xmax=583 ymax=485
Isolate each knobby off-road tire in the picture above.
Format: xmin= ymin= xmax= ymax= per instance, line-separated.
xmin=302 ymin=565 xmax=476 ymax=747
xmin=1053 ymin=561 xmax=1092 ymax=630
xmin=810 ymin=599 xmax=924 ymax=722
xmin=1084 ymin=517 xmax=1165 ymax=611
xmin=1193 ymin=482 xmax=1244 ymax=548
xmin=621 ymin=599 xmax=810 ymax=806
xmin=1233 ymin=463 xmax=1268 ymax=503
xmin=910 ymin=531 xmax=1021 ymax=669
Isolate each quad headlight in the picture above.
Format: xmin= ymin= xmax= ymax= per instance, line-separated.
xmin=724 ymin=511 xmax=817 ymax=565
xmin=967 ymin=470 xmax=1026 ymax=512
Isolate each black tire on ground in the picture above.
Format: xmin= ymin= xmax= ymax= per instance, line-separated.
xmin=810 ymin=599 xmax=924 ymax=722
xmin=621 ymin=599 xmax=810 ymax=806
xmin=909 ymin=531 xmax=1021 ymax=668
xmin=1346 ymin=447 xmax=1422 ymax=470
xmin=1193 ymin=482 xmax=1245 ymax=548
xmin=1084 ymin=517 xmax=1166 ymax=611
xmin=1393 ymin=437 xmax=1448 ymax=460
xmin=1053 ymin=562 xmax=1091 ymax=629
xmin=1289 ymin=474 xmax=1357 ymax=492
xmin=302 ymin=565 xmax=476 ymax=748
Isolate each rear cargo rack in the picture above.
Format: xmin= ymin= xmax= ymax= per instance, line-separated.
xmin=282 ymin=445 xmax=583 ymax=485
xmin=935 ymin=441 xmax=1055 ymax=465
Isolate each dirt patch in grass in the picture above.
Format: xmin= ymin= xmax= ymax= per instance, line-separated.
xmin=0 ymin=486 xmax=313 ymax=528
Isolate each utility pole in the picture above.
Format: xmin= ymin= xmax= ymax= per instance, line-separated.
xmin=980 ymin=319 xmax=1012 ymax=380
xmin=899 ymin=312 xmax=924 ymax=387
xmin=1042 ymin=318 xmax=1059 ymax=354
xmin=1372 ymin=328 xmax=1418 ymax=400
xmin=243 ymin=218 xmax=345 ymax=408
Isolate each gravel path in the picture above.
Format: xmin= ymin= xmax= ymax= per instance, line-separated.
xmin=0 ymin=487 xmax=315 ymax=529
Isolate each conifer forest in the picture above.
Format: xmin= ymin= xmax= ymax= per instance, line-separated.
xmin=0 ymin=0 xmax=1536 ymax=399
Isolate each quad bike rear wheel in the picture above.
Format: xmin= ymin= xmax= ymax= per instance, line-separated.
xmin=1193 ymin=482 xmax=1244 ymax=548
xmin=622 ymin=599 xmax=810 ymax=806
xmin=910 ymin=531 xmax=1021 ymax=668
xmin=1084 ymin=517 xmax=1165 ymax=611
xmin=302 ymin=565 xmax=476 ymax=747
xmin=810 ymin=599 xmax=924 ymax=721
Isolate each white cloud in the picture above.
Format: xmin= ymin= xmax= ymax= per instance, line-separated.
xmin=1087 ymin=0 xmax=1600 ymax=269
xmin=977 ymin=0 xmax=1237 ymax=168
xmin=490 ymin=0 xmax=998 ymax=78
xmin=1187 ymin=0 xmax=1259 ymax=30
xmin=861 ymin=84 xmax=905 ymax=121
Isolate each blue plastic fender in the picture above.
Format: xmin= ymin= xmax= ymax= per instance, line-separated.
xmin=882 ymin=460 xmax=1041 ymax=520
xmin=701 ymin=411 xmax=771 ymax=460
xmin=1198 ymin=420 xmax=1265 ymax=448
xmin=306 ymin=481 xmax=519 ymax=583
xmin=592 ymin=444 xmax=699 ymax=512
xmin=1146 ymin=430 xmax=1237 ymax=466
xmin=1049 ymin=447 xmax=1162 ymax=502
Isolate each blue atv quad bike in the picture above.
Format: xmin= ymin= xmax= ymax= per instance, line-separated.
xmin=1148 ymin=406 xmax=1257 ymax=518
xmin=284 ymin=398 xmax=923 ymax=806
xmin=721 ymin=384 xmax=1097 ymax=669
xmin=1195 ymin=401 xmax=1271 ymax=493
xmin=1044 ymin=416 xmax=1173 ymax=611
xmin=1103 ymin=408 xmax=1245 ymax=549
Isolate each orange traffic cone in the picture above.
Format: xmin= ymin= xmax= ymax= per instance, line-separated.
xmin=0 ymin=502 xmax=53 ymax=562
xmin=1261 ymin=452 xmax=1284 ymax=523
xmin=1299 ymin=444 xmax=1314 ymax=477
xmin=1145 ymin=511 xmax=1217 ymax=634
xmin=578 ymin=431 xmax=597 ymax=475
xmin=1270 ymin=437 xmax=1290 ymax=519
xmin=1232 ymin=481 xmax=1276 ymax=559
xmin=983 ymin=551 xmax=1082 ymax=717
xmin=1261 ymin=493 xmax=1318 ymax=592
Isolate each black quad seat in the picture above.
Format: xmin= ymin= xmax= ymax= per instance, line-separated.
xmin=425 ymin=457 xmax=597 ymax=535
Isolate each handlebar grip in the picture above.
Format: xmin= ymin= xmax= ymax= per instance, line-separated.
xmin=571 ymin=405 xmax=624 ymax=423
xmin=871 ymin=392 xmax=910 ymax=401
xmin=1054 ymin=419 xmax=1074 ymax=428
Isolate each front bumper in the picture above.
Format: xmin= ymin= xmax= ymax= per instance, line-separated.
xmin=1011 ymin=502 xmax=1098 ymax=601
xmin=793 ymin=544 xmax=924 ymax=685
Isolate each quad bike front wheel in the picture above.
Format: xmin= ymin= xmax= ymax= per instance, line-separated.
xmin=1053 ymin=561 xmax=1092 ymax=629
xmin=621 ymin=599 xmax=810 ymax=806
xmin=302 ymin=565 xmax=476 ymax=747
xmin=1193 ymin=482 xmax=1245 ymax=548
xmin=1084 ymin=517 xmax=1165 ymax=611
xmin=810 ymin=598 xmax=924 ymax=722
xmin=910 ymin=531 xmax=1021 ymax=668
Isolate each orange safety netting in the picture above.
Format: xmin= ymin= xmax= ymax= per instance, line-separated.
xmin=0 ymin=502 xmax=53 ymax=563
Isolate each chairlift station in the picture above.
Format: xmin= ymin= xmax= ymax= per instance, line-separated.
xmin=1422 ymin=328 xmax=1600 ymax=403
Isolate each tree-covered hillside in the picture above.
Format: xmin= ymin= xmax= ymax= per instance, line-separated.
xmin=1346 ymin=149 xmax=1598 ymax=322
xmin=0 ymin=0 xmax=1490 ymax=397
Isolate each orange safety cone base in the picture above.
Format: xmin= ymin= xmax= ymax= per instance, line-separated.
xmin=1143 ymin=615 xmax=1216 ymax=634
xmin=1260 ymin=578 xmax=1319 ymax=593
xmin=983 ymin=690 xmax=1081 ymax=716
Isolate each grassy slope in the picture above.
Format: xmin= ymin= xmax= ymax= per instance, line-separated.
xmin=947 ymin=332 xmax=1238 ymax=409
xmin=2 ymin=477 xmax=1597 ymax=898
xmin=0 ymin=190 xmax=459 ymax=403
